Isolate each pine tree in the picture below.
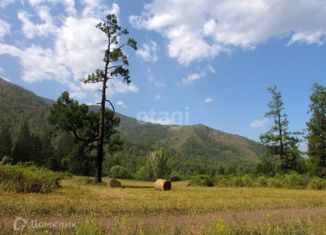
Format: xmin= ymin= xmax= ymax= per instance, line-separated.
xmin=83 ymin=14 xmax=137 ymax=182
xmin=260 ymin=86 xmax=301 ymax=172
xmin=307 ymin=84 xmax=326 ymax=177
xmin=49 ymin=92 xmax=121 ymax=176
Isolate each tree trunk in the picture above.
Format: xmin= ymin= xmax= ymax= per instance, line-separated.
xmin=95 ymin=79 xmax=107 ymax=183
xmin=277 ymin=112 xmax=284 ymax=163
xmin=95 ymin=37 xmax=111 ymax=183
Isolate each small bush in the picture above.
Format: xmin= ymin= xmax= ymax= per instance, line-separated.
xmin=267 ymin=175 xmax=283 ymax=188
xmin=256 ymin=176 xmax=268 ymax=186
xmin=109 ymin=165 xmax=132 ymax=179
xmin=230 ymin=174 xmax=254 ymax=187
xmin=308 ymin=177 xmax=326 ymax=190
xmin=282 ymin=172 xmax=307 ymax=188
xmin=169 ymin=171 xmax=182 ymax=182
xmin=0 ymin=164 xmax=66 ymax=193
xmin=189 ymin=175 xmax=215 ymax=187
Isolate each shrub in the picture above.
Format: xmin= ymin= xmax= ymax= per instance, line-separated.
xmin=230 ymin=174 xmax=254 ymax=187
xmin=169 ymin=171 xmax=182 ymax=182
xmin=0 ymin=164 xmax=66 ymax=193
xmin=189 ymin=175 xmax=215 ymax=187
xmin=214 ymin=174 xmax=255 ymax=187
xmin=109 ymin=165 xmax=132 ymax=179
xmin=215 ymin=176 xmax=229 ymax=187
xmin=308 ymin=177 xmax=326 ymax=190
xmin=282 ymin=172 xmax=307 ymax=188
xmin=256 ymin=176 xmax=268 ymax=187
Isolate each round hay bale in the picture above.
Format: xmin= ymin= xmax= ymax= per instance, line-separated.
xmin=154 ymin=179 xmax=171 ymax=191
xmin=109 ymin=178 xmax=122 ymax=188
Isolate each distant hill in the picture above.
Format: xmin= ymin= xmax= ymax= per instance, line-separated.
xmin=0 ymin=78 xmax=49 ymax=131
xmin=0 ymin=77 xmax=267 ymax=172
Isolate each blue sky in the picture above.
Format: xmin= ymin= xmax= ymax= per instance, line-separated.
xmin=0 ymin=0 xmax=326 ymax=145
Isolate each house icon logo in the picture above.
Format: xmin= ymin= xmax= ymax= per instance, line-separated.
xmin=13 ymin=217 xmax=28 ymax=231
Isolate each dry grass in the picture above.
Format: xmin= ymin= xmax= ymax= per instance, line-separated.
xmin=1 ymin=177 xmax=326 ymax=217
xmin=1 ymin=176 xmax=326 ymax=234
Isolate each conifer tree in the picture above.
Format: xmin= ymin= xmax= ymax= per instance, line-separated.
xmin=260 ymin=86 xmax=301 ymax=172
xmin=307 ymin=84 xmax=326 ymax=177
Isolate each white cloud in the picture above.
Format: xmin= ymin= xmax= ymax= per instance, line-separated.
xmin=204 ymin=97 xmax=213 ymax=103
xmin=18 ymin=8 xmax=58 ymax=39
xmin=0 ymin=66 xmax=3 ymax=73
xmin=27 ymin=0 xmax=76 ymax=15
xmin=55 ymin=16 xmax=106 ymax=80
xmin=116 ymin=100 xmax=126 ymax=109
xmin=181 ymin=73 xmax=201 ymax=85
xmin=131 ymin=0 xmax=326 ymax=65
xmin=108 ymin=79 xmax=139 ymax=96
xmin=82 ymin=0 xmax=119 ymax=18
xmin=136 ymin=40 xmax=159 ymax=62
xmin=0 ymin=2 xmax=137 ymax=101
xmin=251 ymin=118 xmax=268 ymax=128
xmin=0 ymin=19 xmax=10 ymax=38
xmin=179 ymin=64 xmax=215 ymax=86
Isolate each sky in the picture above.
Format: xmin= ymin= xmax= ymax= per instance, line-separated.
xmin=0 ymin=0 xmax=326 ymax=145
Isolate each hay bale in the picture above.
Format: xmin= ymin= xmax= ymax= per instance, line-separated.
xmin=109 ymin=178 xmax=122 ymax=188
xmin=154 ymin=179 xmax=171 ymax=191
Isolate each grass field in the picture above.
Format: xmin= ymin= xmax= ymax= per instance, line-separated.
xmin=1 ymin=177 xmax=326 ymax=234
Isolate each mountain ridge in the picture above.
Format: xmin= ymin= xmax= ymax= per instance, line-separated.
xmin=0 ymin=77 xmax=267 ymax=172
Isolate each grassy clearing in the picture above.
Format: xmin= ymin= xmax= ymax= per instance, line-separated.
xmin=1 ymin=176 xmax=326 ymax=234
xmin=1 ymin=177 xmax=326 ymax=217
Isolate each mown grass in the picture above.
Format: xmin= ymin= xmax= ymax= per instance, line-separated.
xmin=1 ymin=176 xmax=326 ymax=234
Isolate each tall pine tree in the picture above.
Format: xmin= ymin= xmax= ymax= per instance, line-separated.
xmin=307 ymin=84 xmax=326 ymax=177
xmin=83 ymin=14 xmax=137 ymax=182
xmin=260 ymin=86 xmax=301 ymax=172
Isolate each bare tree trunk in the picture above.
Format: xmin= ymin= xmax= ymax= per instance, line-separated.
xmin=95 ymin=38 xmax=111 ymax=183
xmin=95 ymin=79 xmax=107 ymax=182
xmin=277 ymin=113 xmax=284 ymax=161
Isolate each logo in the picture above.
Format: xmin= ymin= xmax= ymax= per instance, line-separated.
xmin=13 ymin=217 xmax=28 ymax=231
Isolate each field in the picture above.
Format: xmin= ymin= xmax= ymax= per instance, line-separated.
xmin=1 ymin=177 xmax=326 ymax=234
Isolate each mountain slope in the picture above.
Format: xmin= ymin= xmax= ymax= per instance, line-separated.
xmin=0 ymin=77 xmax=266 ymax=171
xmin=0 ymin=78 xmax=49 ymax=131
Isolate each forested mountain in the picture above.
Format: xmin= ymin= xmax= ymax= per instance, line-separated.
xmin=0 ymin=77 xmax=267 ymax=175
xmin=0 ymin=78 xmax=49 ymax=131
